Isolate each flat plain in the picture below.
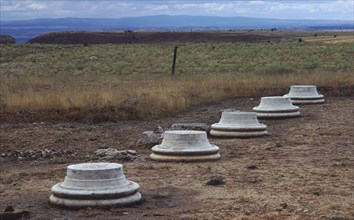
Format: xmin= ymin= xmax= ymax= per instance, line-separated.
xmin=0 ymin=31 xmax=353 ymax=219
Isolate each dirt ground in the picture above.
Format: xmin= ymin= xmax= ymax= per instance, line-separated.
xmin=0 ymin=95 xmax=353 ymax=220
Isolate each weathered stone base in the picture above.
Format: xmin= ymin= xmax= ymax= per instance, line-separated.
xmin=283 ymin=85 xmax=324 ymax=105
xmin=210 ymin=129 xmax=267 ymax=137
xmin=49 ymin=192 xmax=141 ymax=208
xmin=255 ymin=111 xmax=300 ymax=119
xmin=150 ymin=153 xmax=220 ymax=162
xmin=51 ymin=181 xmax=140 ymax=199
xmin=49 ymin=163 xmax=141 ymax=209
xmin=290 ymin=98 xmax=325 ymax=104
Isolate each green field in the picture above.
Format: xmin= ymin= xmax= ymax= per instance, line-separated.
xmin=1 ymin=33 xmax=353 ymax=120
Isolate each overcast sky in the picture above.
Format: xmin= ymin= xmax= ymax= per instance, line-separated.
xmin=1 ymin=0 xmax=353 ymax=21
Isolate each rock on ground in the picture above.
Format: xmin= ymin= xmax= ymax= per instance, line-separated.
xmin=170 ymin=123 xmax=210 ymax=134
xmin=137 ymin=126 xmax=164 ymax=147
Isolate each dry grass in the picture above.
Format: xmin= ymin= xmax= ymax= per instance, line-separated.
xmin=1 ymin=72 xmax=352 ymax=120
xmin=1 ymin=33 xmax=353 ymax=120
xmin=302 ymin=33 xmax=354 ymax=44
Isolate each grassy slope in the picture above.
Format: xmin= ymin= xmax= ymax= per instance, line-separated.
xmin=0 ymin=32 xmax=353 ymax=120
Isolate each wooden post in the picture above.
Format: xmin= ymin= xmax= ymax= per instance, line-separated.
xmin=171 ymin=46 xmax=178 ymax=75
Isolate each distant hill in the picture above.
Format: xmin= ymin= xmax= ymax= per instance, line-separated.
xmin=1 ymin=15 xmax=353 ymax=43
xmin=28 ymin=31 xmax=284 ymax=44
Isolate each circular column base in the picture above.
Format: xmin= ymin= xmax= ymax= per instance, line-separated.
xmin=210 ymin=129 xmax=267 ymax=138
xmin=51 ymin=181 xmax=140 ymax=199
xmin=49 ymin=192 xmax=142 ymax=208
xmin=255 ymin=111 xmax=300 ymax=119
xmin=290 ymin=99 xmax=325 ymax=104
xmin=150 ymin=153 xmax=220 ymax=162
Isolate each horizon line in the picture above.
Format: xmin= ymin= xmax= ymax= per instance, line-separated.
xmin=2 ymin=14 xmax=353 ymax=22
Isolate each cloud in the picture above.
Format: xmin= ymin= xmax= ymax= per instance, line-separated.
xmin=144 ymin=4 xmax=169 ymax=11
xmin=174 ymin=4 xmax=199 ymax=10
xmin=267 ymin=0 xmax=354 ymax=18
xmin=104 ymin=2 xmax=135 ymax=10
xmin=1 ymin=0 xmax=48 ymax=11
xmin=249 ymin=1 xmax=264 ymax=5
xmin=28 ymin=1 xmax=47 ymax=10
xmin=200 ymin=3 xmax=227 ymax=12
xmin=1 ymin=0 xmax=353 ymax=20
xmin=174 ymin=3 xmax=238 ymax=13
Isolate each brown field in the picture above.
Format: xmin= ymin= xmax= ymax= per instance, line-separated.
xmin=0 ymin=95 xmax=353 ymax=219
xmin=302 ymin=35 xmax=354 ymax=44
xmin=1 ymin=31 xmax=353 ymax=219
xmin=1 ymin=31 xmax=353 ymax=122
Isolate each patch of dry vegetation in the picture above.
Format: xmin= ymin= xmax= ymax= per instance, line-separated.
xmin=302 ymin=33 xmax=354 ymax=44
xmin=1 ymin=33 xmax=353 ymax=120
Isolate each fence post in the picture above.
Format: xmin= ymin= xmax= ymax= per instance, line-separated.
xmin=171 ymin=46 xmax=178 ymax=75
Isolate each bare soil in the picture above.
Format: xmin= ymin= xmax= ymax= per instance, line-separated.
xmin=0 ymin=95 xmax=353 ymax=220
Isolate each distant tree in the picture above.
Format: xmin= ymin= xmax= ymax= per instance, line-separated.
xmin=314 ymin=33 xmax=318 ymax=37
xmin=298 ymin=38 xmax=303 ymax=43
xmin=334 ymin=35 xmax=337 ymax=38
